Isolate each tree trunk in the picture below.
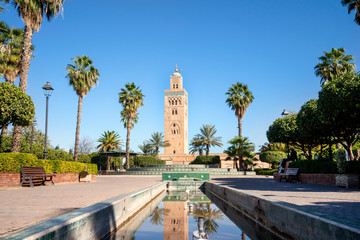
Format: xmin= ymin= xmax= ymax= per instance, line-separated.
xmin=107 ymin=156 xmax=111 ymax=170
xmin=238 ymin=117 xmax=242 ymax=137
xmin=74 ymin=95 xmax=83 ymax=162
xmin=206 ymin=144 xmax=209 ymax=156
xmin=11 ymin=24 xmax=34 ymax=152
xmin=11 ymin=125 xmax=22 ymax=152
xmin=1 ymin=124 xmax=8 ymax=136
xmin=328 ymin=138 xmax=333 ymax=161
xmin=125 ymin=116 xmax=132 ymax=169
xmin=344 ymin=141 xmax=354 ymax=161
xmin=199 ymin=149 xmax=203 ymax=156
xmin=19 ymin=24 xmax=33 ymax=93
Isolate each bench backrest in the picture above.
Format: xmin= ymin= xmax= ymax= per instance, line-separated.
xmin=285 ymin=168 xmax=299 ymax=175
xmin=21 ymin=166 xmax=46 ymax=176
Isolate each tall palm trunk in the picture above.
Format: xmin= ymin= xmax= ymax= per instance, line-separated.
xmin=11 ymin=25 xmax=33 ymax=152
xmin=125 ymin=116 xmax=132 ymax=169
xmin=206 ymin=144 xmax=209 ymax=156
xmin=238 ymin=117 xmax=242 ymax=137
xmin=107 ymin=156 xmax=111 ymax=170
xmin=1 ymin=123 xmax=8 ymax=136
xmin=74 ymin=95 xmax=83 ymax=162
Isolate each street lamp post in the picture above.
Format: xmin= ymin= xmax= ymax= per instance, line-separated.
xmin=42 ymin=82 xmax=54 ymax=159
xmin=30 ymin=119 xmax=37 ymax=153
xmin=281 ymin=109 xmax=290 ymax=158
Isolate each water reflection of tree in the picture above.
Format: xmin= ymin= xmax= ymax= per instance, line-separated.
xmin=193 ymin=203 xmax=223 ymax=234
xmin=150 ymin=207 xmax=170 ymax=225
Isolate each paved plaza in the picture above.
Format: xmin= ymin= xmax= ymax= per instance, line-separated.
xmin=0 ymin=175 xmax=359 ymax=237
xmin=211 ymin=176 xmax=360 ymax=230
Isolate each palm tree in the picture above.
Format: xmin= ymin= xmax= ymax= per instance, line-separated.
xmin=314 ymin=48 xmax=355 ymax=85
xmin=147 ymin=132 xmax=169 ymax=156
xmin=6 ymin=0 xmax=64 ymax=152
xmin=119 ymin=82 xmax=144 ymax=169
xmin=149 ymin=207 xmax=169 ymax=225
xmin=196 ymin=125 xmax=223 ymax=156
xmin=228 ymin=136 xmax=255 ymax=170
xmin=225 ymin=82 xmax=254 ymax=138
xmin=97 ymin=131 xmax=122 ymax=170
xmin=342 ymin=0 xmax=360 ymax=25
xmin=66 ymin=55 xmax=100 ymax=161
xmin=189 ymin=135 xmax=205 ymax=156
xmin=193 ymin=203 xmax=223 ymax=234
xmin=0 ymin=26 xmax=32 ymax=136
xmin=224 ymin=145 xmax=239 ymax=170
xmin=138 ymin=141 xmax=154 ymax=155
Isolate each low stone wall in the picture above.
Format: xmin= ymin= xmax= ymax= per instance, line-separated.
xmin=0 ymin=173 xmax=96 ymax=187
xmin=205 ymin=182 xmax=360 ymax=240
xmin=273 ymin=172 xmax=336 ymax=186
xmin=4 ymin=182 xmax=166 ymax=240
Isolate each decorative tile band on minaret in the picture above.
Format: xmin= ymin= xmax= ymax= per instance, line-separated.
xmin=164 ymin=65 xmax=188 ymax=155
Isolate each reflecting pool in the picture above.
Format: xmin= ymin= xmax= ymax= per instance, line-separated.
xmin=106 ymin=189 xmax=282 ymax=240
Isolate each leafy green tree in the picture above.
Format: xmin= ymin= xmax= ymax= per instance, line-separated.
xmin=195 ymin=125 xmax=222 ymax=156
xmin=314 ymin=48 xmax=355 ymax=85
xmin=227 ymin=136 xmax=255 ymax=170
xmin=342 ymin=0 xmax=360 ymax=25
xmin=225 ymin=82 xmax=254 ymax=137
xmin=189 ymin=135 xmax=205 ymax=155
xmin=6 ymin=0 xmax=64 ymax=152
xmin=267 ymin=114 xmax=298 ymax=152
xmin=97 ymin=130 xmax=122 ymax=170
xmin=138 ymin=141 xmax=154 ymax=155
xmin=318 ymin=72 xmax=360 ymax=160
xmin=0 ymin=82 xmax=34 ymax=129
xmin=119 ymin=82 xmax=144 ymax=169
xmin=66 ymin=55 xmax=100 ymax=161
xmin=259 ymin=151 xmax=286 ymax=169
xmin=147 ymin=132 xmax=169 ymax=156
xmin=296 ymin=99 xmax=330 ymax=159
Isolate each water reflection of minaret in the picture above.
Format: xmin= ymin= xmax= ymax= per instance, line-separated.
xmin=163 ymin=200 xmax=189 ymax=240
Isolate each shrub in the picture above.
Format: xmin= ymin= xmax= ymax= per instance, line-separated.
xmin=334 ymin=149 xmax=347 ymax=174
xmin=78 ymin=153 xmax=91 ymax=163
xmin=257 ymin=169 xmax=277 ymax=175
xmin=259 ymin=151 xmax=286 ymax=169
xmin=346 ymin=161 xmax=360 ymax=174
xmin=190 ymin=155 xmax=220 ymax=165
xmin=289 ymin=159 xmax=338 ymax=174
xmin=0 ymin=153 xmax=98 ymax=174
xmin=134 ymin=155 xmax=165 ymax=167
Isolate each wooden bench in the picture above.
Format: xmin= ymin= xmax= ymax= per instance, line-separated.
xmin=20 ymin=165 xmax=56 ymax=187
xmin=279 ymin=168 xmax=299 ymax=183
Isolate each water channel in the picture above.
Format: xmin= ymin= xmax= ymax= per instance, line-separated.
xmin=105 ymin=188 xmax=282 ymax=240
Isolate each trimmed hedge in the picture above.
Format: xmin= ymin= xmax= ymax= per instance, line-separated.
xmin=258 ymin=169 xmax=277 ymax=175
xmin=288 ymin=159 xmax=338 ymax=174
xmin=134 ymin=156 xmax=165 ymax=167
xmin=289 ymin=159 xmax=360 ymax=174
xmin=0 ymin=153 xmax=98 ymax=174
xmin=190 ymin=155 xmax=220 ymax=165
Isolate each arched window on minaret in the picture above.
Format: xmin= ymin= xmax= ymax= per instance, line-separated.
xmin=178 ymin=100 xmax=181 ymax=105
xmin=172 ymin=100 xmax=174 ymax=105
xmin=175 ymin=100 xmax=177 ymax=105
xmin=176 ymin=84 xmax=178 ymax=89
xmin=173 ymin=84 xmax=175 ymax=89
xmin=175 ymin=109 xmax=177 ymax=115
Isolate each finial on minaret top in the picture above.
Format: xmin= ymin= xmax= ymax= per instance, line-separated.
xmin=175 ymin=64 xmax=178 ymax=72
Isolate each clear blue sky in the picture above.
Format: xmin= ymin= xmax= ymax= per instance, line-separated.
xmin=1 ymin=0 xmax=359 ymax=153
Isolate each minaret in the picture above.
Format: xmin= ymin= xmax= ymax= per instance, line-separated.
xmin=164 ymin=65 xmax=188 ymax=155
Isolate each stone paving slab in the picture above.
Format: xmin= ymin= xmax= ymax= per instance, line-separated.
xmin=210 ymin=175 xmax=360 ymax=230
xmin=0 ymin=175 xmax=161 ymax=237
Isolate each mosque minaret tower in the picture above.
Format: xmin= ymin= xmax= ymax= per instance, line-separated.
xmin=164 ymin=65 xmax=188 ymax=155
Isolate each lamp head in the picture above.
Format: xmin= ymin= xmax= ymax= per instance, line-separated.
xmin=42 ymin=82 xmax=54 ymax=97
